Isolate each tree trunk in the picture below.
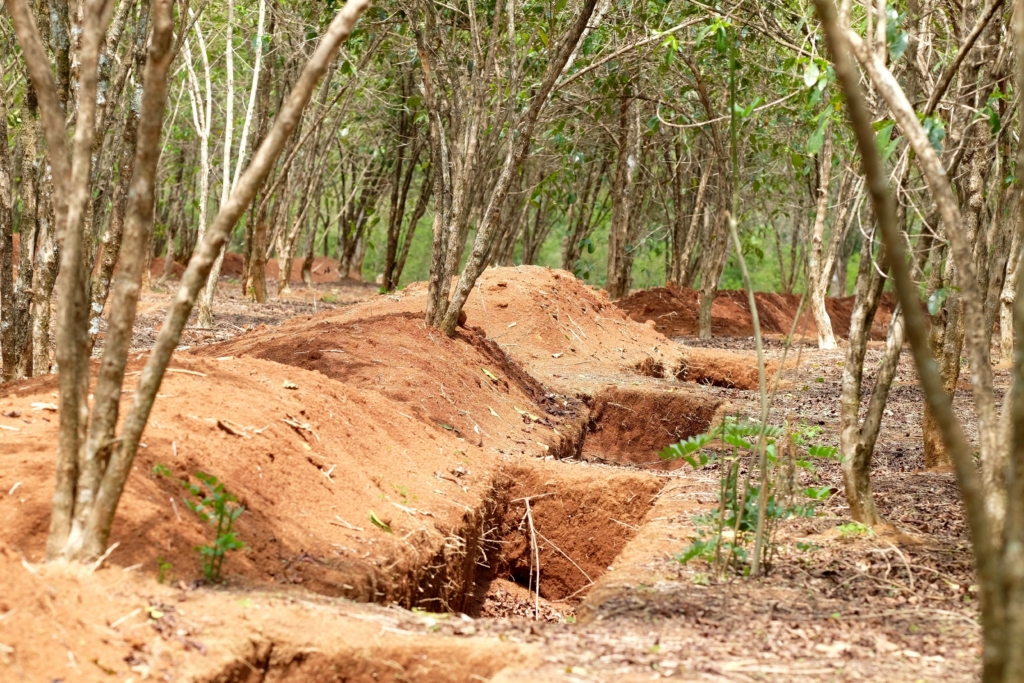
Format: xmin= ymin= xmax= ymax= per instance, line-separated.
xmin=394 ymin=168 xmax=432 ymax=286
xmin=90 ymin=92 xmax=140 ymax=341
xmin=675 ymin=163 xmax=708 ymax=287
xmin=0 ymin=87 xmax=14 ymax=380
xmin=1000 ymin=221 xmax=1022 ymax=363
xmin=12 ymin=84 xmax=39 ymax=379
xmin=605 ymin=94 xmax=638 ymax=300
xmin=697 ymin=194 xmax=729 ymax=340
xmin=807 ymin=121 xmax=837 ymax=348
xmin=30 ymin=177 xmax=57 ymax=375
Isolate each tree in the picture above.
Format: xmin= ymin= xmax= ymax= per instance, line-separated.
xmin=817 ymin=0 xmax=1024 ymax=678
xmin=4 ymin=0 xmax=369 ymax=562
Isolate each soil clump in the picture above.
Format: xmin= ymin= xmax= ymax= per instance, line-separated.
xmin=616 ymin=284 xmax=897 ymax=340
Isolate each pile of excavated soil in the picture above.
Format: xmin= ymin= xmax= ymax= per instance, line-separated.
xmin=0 ymin=266 xmax=738 ymax=680
xmin=363 ymin=266 xmax=772 ymax=392
xmin=0 ymin=321 xmax=585 ymax=610
xmin=616 ymin=284 xmax=898 ymax=341
xmin=0 ymin=541 xmax=533 ymax=682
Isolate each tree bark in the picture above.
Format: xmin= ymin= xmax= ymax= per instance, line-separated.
xmin=0 ymin=79 xmax=14 ymax=380
xmin=806 ymin=121 xmax=837 ymax=348
xmin=605 ymin=94 xmax=639 ymax=300
xmin=81 ymin=0 xmax=370 ymax=559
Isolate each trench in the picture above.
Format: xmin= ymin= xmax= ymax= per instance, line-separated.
xmin=418 ymin=385 xmax=722 ymax=622
xmin=203 ymin=383 xmax=720 ymax=681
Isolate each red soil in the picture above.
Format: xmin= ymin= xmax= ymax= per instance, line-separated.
xmin=0 ymin=266 xmax=736 ymax=680
xmin=0 ymin=266 xmax=741 ymax=683
xmin=616 ymin=284 xmax=897 ymax=341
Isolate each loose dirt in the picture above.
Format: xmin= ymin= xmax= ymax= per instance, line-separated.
xmin=616 ymin=284 xmax=898 ymax=340
xmin=0 ymin=264 xmax=981 ymax=682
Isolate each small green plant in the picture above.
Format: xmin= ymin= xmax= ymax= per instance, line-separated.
xmin=391 ymin=484 xmax=416 ymax=504
xmin=660 ymin=417 xmax=838 ymax=576
xmin=154 ymin=465 xmax=245 ymax=583
xmin=321 ymin=293 xmax=339 ymax=303
xmin=156 ymin=556 xmax=173 ymax=584
xmin=837 ymin=522 xmax=873 ymax=538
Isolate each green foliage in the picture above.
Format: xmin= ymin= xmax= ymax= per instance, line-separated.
xmin=885 ymin=6 xmax=909 ymax=61
xmin=153 ymin=465 xmax=245 ymax=583
xmin=922 ymin=116 xmax=946 ymax=153
xmin=156 ymin=556 xmax=174 ymax=584
xmin=370 ymin=511 xmax=393 ymax=533
xmin=659 ymin=418 xmax=837 ymax=575
xmin=838 ymin=522 xmax=873 ymax=537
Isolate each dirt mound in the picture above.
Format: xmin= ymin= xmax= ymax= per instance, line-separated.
xmin=1 ymin=266 xmax=714 ymax=614
xmin=0 ymin=352 xmax=520 ymax=606
xmin=676 ymin=347 xmax=776 ymax=389
xmin=0 ymin=542 xmax=530 ymax=682
xmin=617 ymin=284 xmax=897 ymax=341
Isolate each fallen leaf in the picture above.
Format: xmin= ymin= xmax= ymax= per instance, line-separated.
xmin=369 ymin=511 xmax=393 ymax=534
xmin=31 ymin=402 xmax=58 ymax=412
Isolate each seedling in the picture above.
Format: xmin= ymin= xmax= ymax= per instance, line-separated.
xmin=154 ymin=464 xmax=245 ymax=583
xmin=838 ymin=522 xmax=873 ymax=537
xmin=660 ymin=417 xmax=838 ymax=576
xmin=391 ymin=483 xmax=416 ymax=504
xmin=156 ymin=556 xmax=173 ymax=584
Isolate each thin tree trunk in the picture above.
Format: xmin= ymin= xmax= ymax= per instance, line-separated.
xmin=394 ymin=167 xmax=432 ymax=285
xmin=807 ymin=121 xmax=837 ymax=348
xmin=1000 ymin=220 xmax=1022 ymax=363
xmin=605 ymin=94 xmax=638 ymax=300
xmin=12 ymin=82 xmax=39 ymax=379
xmin=0 ymin=80 xmax=14 ymax=380
xmin=678 ymin=162 xmax=710 ymax=287
xmin=434 ymin=0 xmax=600 ymax=335
xmin=30 ymin=175 xmax=57 ymax=375
xmin=197 ymin=0 xmax=235 ymax=327
xmin=90 ymin=88 xmax=141 ymax=341
xmin=78 ymin=0 xmax=370 ymax=559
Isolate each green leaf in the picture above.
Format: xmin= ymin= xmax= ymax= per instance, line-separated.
xmin=803 ymin=62 xmax=820 ymax=89
xmin=808 ymin=444 xmax=838 ymax=459
xmin=806 ymin=114 xmax=830 ymax=154
xmin=804 ymin=486 xmax=833 ymax=500
xmin=888 ymin=31 xmax=908 ymax=61
xmin=370 ymin=511 xmax=393 ymax=534
xmin=922 ymin=116 xmax=946 ymax=153
xmin=928 ymin=287 xmax=950 ymax=315
xmin=872 ymin=120 xmax=901 ymax=162
xmin=715 ymin=26 xmax=727 ymax=53
xmin=988 ymin=108 xmax=1001 ymax=134
xmin=723 ymin=433 xmax=753 ymax=450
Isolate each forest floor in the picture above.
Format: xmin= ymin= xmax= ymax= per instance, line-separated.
xmin=0 ymin=264 xmax=982 ymax=682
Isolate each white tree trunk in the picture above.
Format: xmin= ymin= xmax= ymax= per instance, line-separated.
xmin=807 ymin=120 xmax=837 ymax=349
